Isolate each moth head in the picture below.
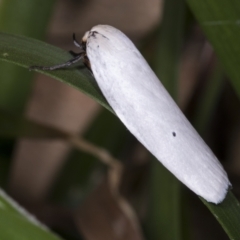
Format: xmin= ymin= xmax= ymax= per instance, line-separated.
xmin=29 ymin=25 xmax=128 ymax=73
xmin=84 ymin=25 xmax=135 ymax=51
xmin=82 ymin=31 xmax=90 ymax=43
xmin=82 ymin=25 xmax=118 ymax=44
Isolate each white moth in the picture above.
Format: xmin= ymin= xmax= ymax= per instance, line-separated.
xmin=30 ymin=25 xmax=231 ymax=204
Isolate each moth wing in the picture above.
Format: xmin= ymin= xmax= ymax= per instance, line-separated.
xmin=86 ymin=27 xmax=230 ymax=204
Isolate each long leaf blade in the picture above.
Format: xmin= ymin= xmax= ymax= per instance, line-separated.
xmin=186 ymin=0 xmax=240 ymax=98
xmin=0 ymin=32 xmax=111 ymax=112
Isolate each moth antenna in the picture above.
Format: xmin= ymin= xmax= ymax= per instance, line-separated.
xmin=73 ymin=33 xmax=82 ymax=48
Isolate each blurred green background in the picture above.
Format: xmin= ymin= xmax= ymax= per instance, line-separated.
xmin=0 ymin=0 xmax=240 ymax=240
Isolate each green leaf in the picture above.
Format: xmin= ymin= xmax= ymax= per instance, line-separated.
xmin=0 ymin=0 xmax=56 ymax=113
xmin=0 ymin=32 xmax=112 ymax=113
xmin=186 ymin=0 xmax=240 ymax=98
xmin=202 ymin=191 xmax=240 ymax=239
xmin=0 ymin=189 xmax=61 ymax=240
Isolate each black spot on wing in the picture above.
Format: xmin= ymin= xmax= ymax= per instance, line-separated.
xmin=172 ymin=132 xmax=176 ymax=137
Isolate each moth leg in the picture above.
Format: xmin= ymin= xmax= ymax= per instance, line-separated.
xmin=69 ymin=50 xmax=80 ymax=57
xmin=29 ymin=52 xmax=84 ymax=71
